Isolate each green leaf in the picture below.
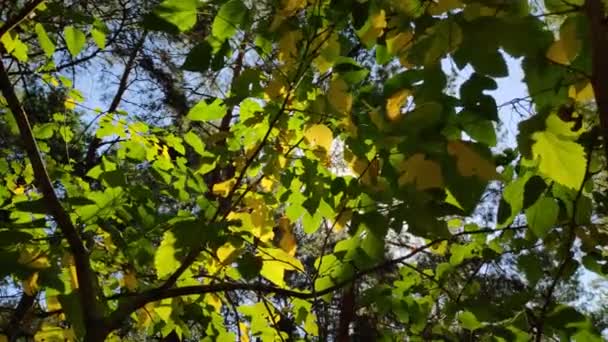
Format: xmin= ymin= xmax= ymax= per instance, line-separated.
xmin=523 ymin=175 xmax=547 ymax=209
xmin=155 ymin=231 xmax=181 ymax=280
xmin=525 ymin=196 xmax=559 ymax=238
xmin=35 ymin=24 xmax=56 ymax=57
xmin=531 ymin=131 xmax=586 ymax=190
xmin=459 ymin=310 xmax=482 ymax=330
xmin=187 ymin=98 xmax=226 ymax=121
xmin=91 ymin=28 xmax=106 ymax=49
xmin=153 ymin=0 xmax=199 ymax=32
xmin=182 ymin=41 xmax=212 ymax=72
xmin=183 ymin=131 xmax=206 ymax=156
xmin=33 ymin=123 xmax=56 ymax=140
xmin=212 ymin=0 xmax=248 ymax=41
xmin=64 ymin=26 xmax=86 ymax=57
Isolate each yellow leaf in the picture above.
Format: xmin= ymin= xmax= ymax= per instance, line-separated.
xmin=23 ymin=272 xmax=39 ymax=296
xmin=239 ymin=322 xmax=250 ymax=342
xmin=62 ymin=253 xmax=79 ymax=290
xmin=386 ymin=30 xmax=413 ymax=55
xmin=546 ymin=20 xmax=580 ymax=65
xmin=12 ymin=185 xmax=25 ymax=195
xmin=447 ymin=141 xmax=498 ymax=180
xmin=264 ymin=77 xmax=288 ymax=101
xmin=386 ymin=89 xmax=411 ymax=121
xmin=314 ymin=33 xmax=340 ymax=73
xmin=278 ymin=217 xmax=297 ymax=256
xmin=334 ymin=209 xmax=352 ymax=232
xmin=46 ymin=294 xmax=62 ymax=312
xmin=123 ymin=269 xmax=138 ymax=291
xmin=358 ymin=9 xmax=387 ymax=46
xmin=205 ymin=293 xmax=223 ymax=311
xmin=212 ymin=178 xmax=236 ymax=197
xmin=328 ymin=78 xmax=352 ymax=115
xmin=137 ymin=303 xmax=156 ymax=329
xmin=64 ymin=97 xmax=77 ymax=110
xmin=278 ymin=30 xmax=302 ymax=66
xmin=569 ymin=82 xmax=594 ymax=103
xmin=260 ymin=177 xmax=275 ymax=192
xmin=18 ymin=250 xmax=50 ymax=269
xmin=398 ymin=153 xmax=444 ymax=190
xmin=304 ymin=124 xmax=333 ymax=152
xmin=259 ymin=247 xmax=304 ymax=287
xmin=217 ymin=242 xmax=238 ymax=264
xmin=344 ymin=149 xmax=378 ymax=185
xmin=0 ymin=334 xmax=7 ymax=342
xmin=269 ymin=0 xmax=307 ymax=31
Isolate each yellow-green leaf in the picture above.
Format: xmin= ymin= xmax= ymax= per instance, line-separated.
xmin=531 ymin=130 xmax=586 ymax=190
xmin=35 ymin=24 xmax=56 ymax=57
xmin=155 ymin=231 xmax=181 ymax=279
xmin=64 ymin=26 xmax=86 ymax=57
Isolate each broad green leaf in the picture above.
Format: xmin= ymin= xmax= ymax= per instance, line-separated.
xmin=459 ymin=311 xmax=482 ymax=330
xmin=1 ymin=33 xmax=28 ymax=62
xmin=525 ymin=196 xmax=559 ymax=238
xmin=155 ymin=231 xmax=181 ymax=280
xmin=35 ymin=24 xmax=56 ymax=57
xmin=153 ymin=0 xmax=199 ymax=32
xmin=212 ymin=0 xmax=248 ymax=41
xmin=187 ymin=98 xmax=226 ymax=121
xmin=64 ymin=26 xmax=86 ymax=57
xmin=91 ymin=29 xmax=106 ymax=49
xmin=183 ymin=131 xmax=206 ymax=156
xmin=531 ymin=131 xmax=585 ymax=190
xmin=182 ymin=42 xmax=212 ymax=72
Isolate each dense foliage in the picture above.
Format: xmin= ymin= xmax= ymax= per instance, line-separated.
xmin=1 ymin=0 xmax=608 ymax=340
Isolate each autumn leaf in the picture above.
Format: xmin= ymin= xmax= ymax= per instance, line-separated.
xmin=278 ymin=216 xmax=297 ymax=256
xmin=304 ymin=124 xmax=333 ymax=152
xmin=386 ymin=89 xmax=411 ymax=121
xmin=328 ymin=78 xmax=352 ymax=115
xmin=357 ymin=8 xmax=387 ymax=46
xmin=447 ymin=140 xmax=498 ymax=180
xmin=398 ymin=153 xmax=444 ymax=190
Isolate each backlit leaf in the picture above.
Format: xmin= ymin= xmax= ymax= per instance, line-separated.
xmin=187 ymin=98 xmax=226 ymax=122
xmin=386 ymin=89 xmax=410 ymax=121
xmin=35 ymin=24 xmax=55 ymax=57
xmin=525 ymin=196 xmax=559 ymax=238
xmin=447 ymin=141 xmax=498 ymax=180
xmin=531 ymin=131 xmax=585 ymax=190
xmin=153 ymin=0 xmax=198 ymax=32
xmin=304 ymin=124 xmax=333 ymax=152
xmin=155 ymin=231 xmax=181 ymax=280
xmin=64 ymin=26 xmax=86 ymax=57
xmin=398 ymin=153 xmax=444 ymax=190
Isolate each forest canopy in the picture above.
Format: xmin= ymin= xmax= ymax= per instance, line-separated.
xmin=0 ymin=0 xmax=608 ymax=340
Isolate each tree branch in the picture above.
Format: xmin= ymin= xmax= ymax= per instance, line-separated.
xmin=81 ymin=32 xmax=147 ymax=175
xmin=0 ymin=61 xmax=105 ymax=336
xmin=0 ymin=0 xmax=45 ymax=38
xmin=585 ymin=0 xmax=608 ymax=160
